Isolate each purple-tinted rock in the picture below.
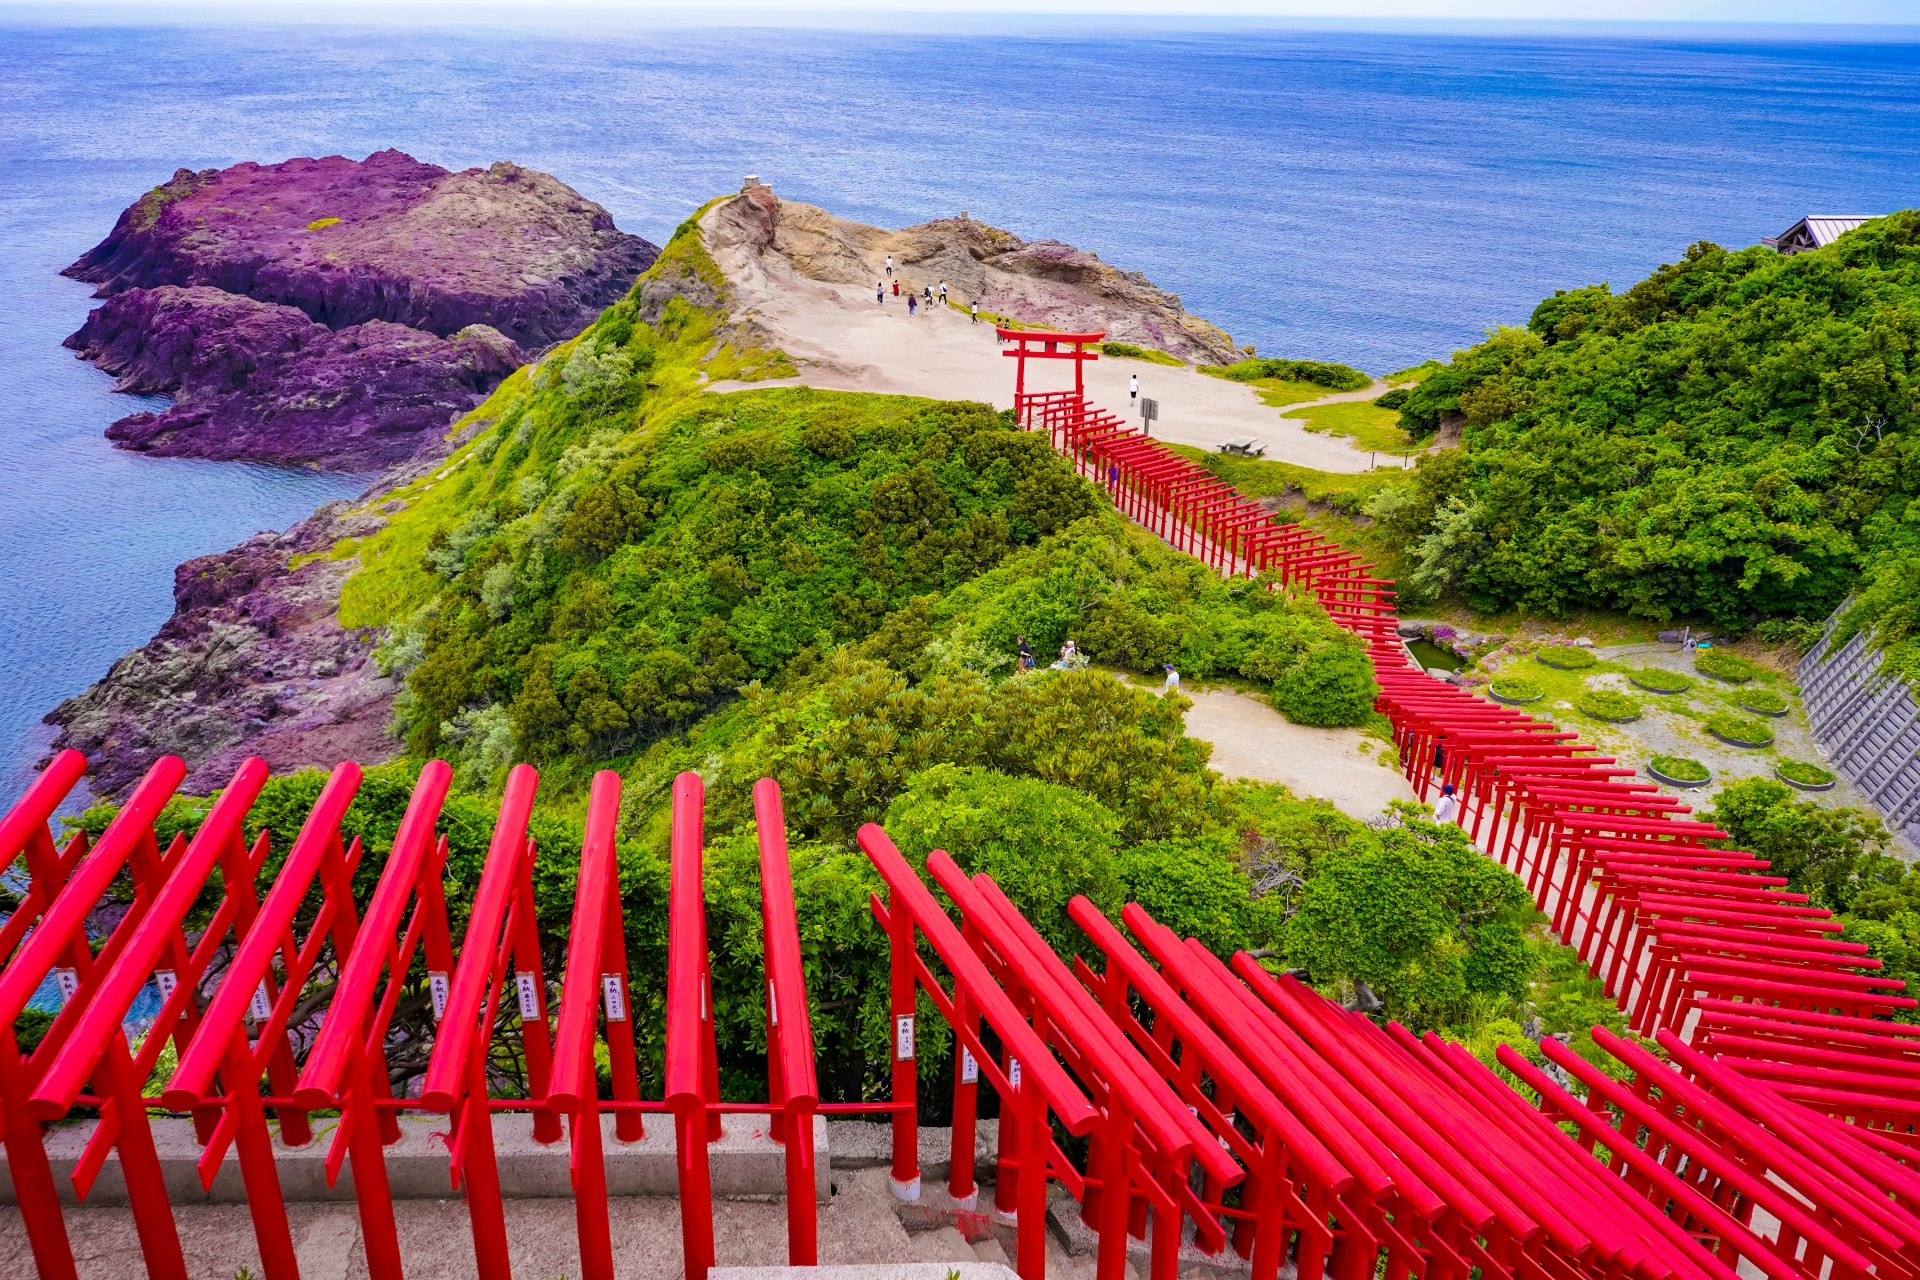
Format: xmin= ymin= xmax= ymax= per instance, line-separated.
xmin=66 ymin=285 xmax=524 ymax=470
xmin=45 ymin=498 xmax=407 ymax=798
xmin=65 ymin=150 xmax=658 ymax=347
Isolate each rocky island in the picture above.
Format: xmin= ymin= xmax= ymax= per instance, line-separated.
xmin=62 ymin=149 xmax=658 ymax=470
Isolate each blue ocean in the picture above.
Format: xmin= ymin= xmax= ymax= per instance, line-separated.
xmin=0 ymin=15 xmax=1917 ymax=804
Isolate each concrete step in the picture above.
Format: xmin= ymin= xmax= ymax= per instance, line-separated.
xmin=712 ymin=1268 xmax=1016 ymax=1279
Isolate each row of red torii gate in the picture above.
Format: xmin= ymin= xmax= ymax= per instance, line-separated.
xmin=0 ymin=337 xmax=1913 ymax=1280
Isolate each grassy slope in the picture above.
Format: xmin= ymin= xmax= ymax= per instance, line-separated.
xmin=1282 ymin=399 xmax=1413 ymax=452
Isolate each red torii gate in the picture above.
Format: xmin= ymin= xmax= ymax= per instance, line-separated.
xmin=1000 ymin=327 xmax=1105 ymax=404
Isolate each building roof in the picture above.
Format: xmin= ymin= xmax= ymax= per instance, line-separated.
xmin=1762 ymin=215 xmax=1879 ymax=254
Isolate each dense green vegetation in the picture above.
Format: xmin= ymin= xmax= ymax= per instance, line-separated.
xmin=1706 ymin=712 xmax=1774 ymax=747
xmin=1628 ymin=667 xmax=1691 ymax=694
xmin=1695 ymin=651 xmax=1759 ymax=682
xmin=1702 ymin=778 xmax=1919 ymax=1022
xmin=1209 ymin=357 xmax=1371 ymax=392
xmin=1372 ymin=213 xmax=1920 ymax=632
xmin=1100 ymin=341 xmax=1185 ymax=367
xmin=1488 ymin=676 xmax=1543 ymax=701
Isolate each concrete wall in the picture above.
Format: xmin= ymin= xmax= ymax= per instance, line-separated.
xmin=1796 ymin=613 xmax=1920 ymax=848
xmin=0 ymin=1111 xmax=829 ymax=1206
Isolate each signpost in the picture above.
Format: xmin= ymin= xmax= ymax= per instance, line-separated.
xmin=1140 ymin=396 xmax=1158 ymax=435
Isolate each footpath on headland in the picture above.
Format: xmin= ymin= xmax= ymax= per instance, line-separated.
xmin=699 ymin=187 xmax=1386 ymax=474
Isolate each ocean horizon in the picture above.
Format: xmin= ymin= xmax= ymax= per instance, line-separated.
xmin=2 ymin=16 xmax=1917 ymax=799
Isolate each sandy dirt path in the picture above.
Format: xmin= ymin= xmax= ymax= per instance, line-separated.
xmin=1179 ymin=686 xmax=1417 ymax=819
xmin=708 ymin=269 xmax=1382 ymax=474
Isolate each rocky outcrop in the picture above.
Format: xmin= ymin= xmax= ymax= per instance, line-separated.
xmin=723 ymin=193 xmax=1243 ymax=364
xmin=66 ymin=285 xmax=524 ymax=470
xmin=66 ymin=150 xmax=658 ymax=347
xmin=62 ymin=150 xmax=658 ymax=469
xmin=45 ymin=490 xmax=413 ymax=797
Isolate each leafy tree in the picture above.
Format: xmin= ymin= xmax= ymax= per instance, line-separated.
xmin=1010 ymin=468 xmax=1097 ymax=536
xmin=1708 ymin=777 xmax=1894 ymax=911
xmin=1271 ymin=639 xmax=1379 ymax=726
xmin=1115 ymin=834 xmax=1286 ymax=956
xmin=1285 ymin=806 xmax=1534 ymax=1030
xmin=884 ymin=764 xmax=1124 ymax=958
xmin=1379 ymin=213 xmax=1920 ymax=627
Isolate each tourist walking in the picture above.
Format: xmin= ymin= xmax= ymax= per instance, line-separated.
xmin=876 ymin=280 xmax=884 ymax=304
xmin=1017 ymin=635 xmax=1033 ymax=670
xmin=1432 ymin=784 xmax=1459 ymax=824
xmin=908 ymin=294 xmax=917 ymax=316
xmin=970 ymin=304 xmax=979 ymax=324
xmin=892 ymin=279 xmax=900 ymax=297
xmin=1163 ymin=663 xmax=1180 ymax=694
xmin=1130 ymin=374 xmax=1139 ymax=404
xmin=885 ymin=254 xmax=893 ymax=278
xmin=923 ymin=284 xmax=933 ymax=307
xmin=939 ymin=282 xmax=949 ymax=307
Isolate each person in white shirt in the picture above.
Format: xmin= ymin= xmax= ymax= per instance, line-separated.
xmin=1130 ymin=374 xmax=1139 ymax=403
xmin=1163 ymin=663 xmax=1180 ymax=693
xmin=1432 ymin=783 xmax=1459 ymax=823
xmin=885 ymin=254 xmax=893 ymax=277
xmin=939 ymin=282 xmax=949 ymax=306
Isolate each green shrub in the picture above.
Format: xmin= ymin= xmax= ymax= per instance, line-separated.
xmin=1271 ymin=640 xmax=1380 ymax=726
xmin=1650 ymin=755 xmax=1710 ymax=782
xmin=1695 ymin=650 xmax=1761 ymax=682
xmin=1777 ymin=760 xmax=1836 ymax=786
xmin=1535 ymin=645 xmax=1595 ymax=670
xmin=1215 ymin=358 xmax=1371 ymax=392
xmin=1114 ymin=835 xmax=1285 ymax=956
xmin=1739 ymin=688 xmax=1789 ymax=714
xmin=1575 ymin=689 xmax=1639 ymax=721
xmin=14 ymin=1010 xmax=53 ymax=1056
xmin=883 ymin=765 xmax=1122 ymax=957
xmin=1488 ymin=676 xmax=1543 ymax=701
xmin=1284 ymin=808 xmax=1534 ymax=1031
xmin=1707 ymin=712 xmax=1773 ymax=746
xmin=1756 ymin=618 xmax=1825 ymax=654
xmin=1099 ymin=341 xmax=1183 ymax=366
xmin=1628 ymin=667 xmax=1691 ymax=693
xmin=1708 ymin=776 xmax=1891 ymax=910
xmin=1374 ymin=388 xmax=1411 ymax=410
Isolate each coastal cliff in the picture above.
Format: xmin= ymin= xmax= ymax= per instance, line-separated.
xmin=63 ymin=150 xmax=658 ymax=469
xmin=66 ymin=150 xmax=655 ymax=346
xmin=730 ymin=191 xmax=1246 ymax=364
xmin=47 ymin=494 xmax=408 ymax=797
xmin=47 ymin=181 xmax=1261 ymax=794
xmin=67 ymin=286 xmax=524 ymax=470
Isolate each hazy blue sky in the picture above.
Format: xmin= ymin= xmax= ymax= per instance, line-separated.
xmin=2 ymin=2 xmax=1916 ymax=26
